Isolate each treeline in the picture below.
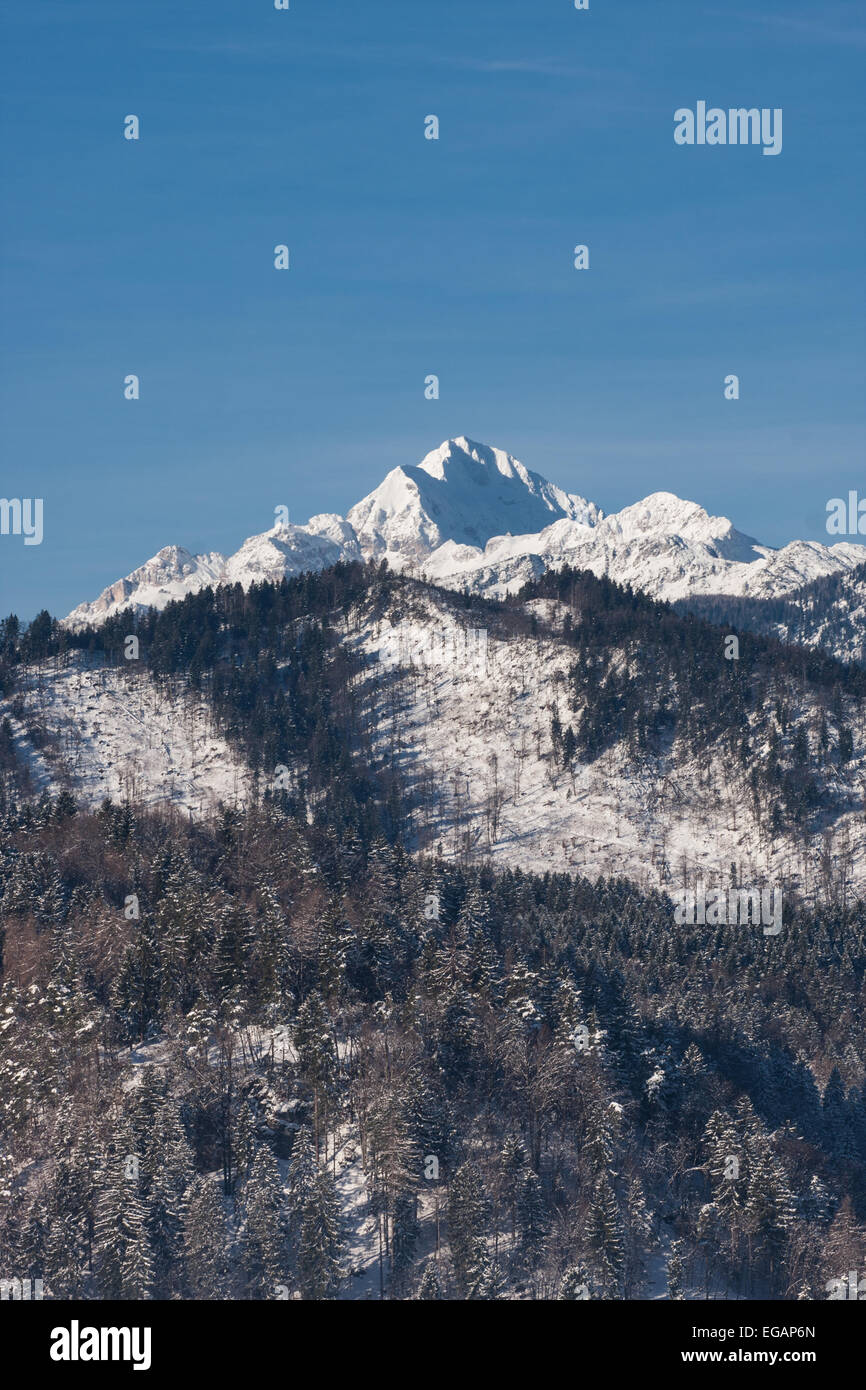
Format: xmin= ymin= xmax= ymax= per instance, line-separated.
xmin=2 ymin=564 xmax=414 ymax=842
xmin=517 ymin=566 xmax=863 ymax=828
xmin=675 ymin=561 xmax=866 ymax=666
xmin=4 ymin=560 xmax=865 ymax=846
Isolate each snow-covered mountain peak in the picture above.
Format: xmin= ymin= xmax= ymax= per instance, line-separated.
xmin=610 ymin=491 xmax=729 ymax=537
xmin=603 ymin=492 xmax=763 ymax=563
xmin=64 ymin=545 xmax=226 ymax=628
xmin=418 ymin=436 xmax=536 ymax=489
xmin=304 ymin=513 xmax=363 ymax=558
xmin=221 ymin=522 xmax=349 ymax=589
xmin=416 ymin=436 xmax=600 ymax=523
xmin=347 ymin=437 xmax=601 ymax=565
xmin=61 ymin=438 xmax=866 ymax=641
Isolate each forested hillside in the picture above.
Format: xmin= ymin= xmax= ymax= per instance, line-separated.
xmin=0 ymin=795 xmax=864 ymax=1300
xmin=678 ymin=561 xmax=866 ymax=669
xmin=3 ymin=561 xmax=865 ymax=864
xmin=1 ymin=563 xmax=865 ymax=1300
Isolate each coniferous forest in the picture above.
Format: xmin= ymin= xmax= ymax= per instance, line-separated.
xmin=1 ymin=566 xmax=865 ymax=1302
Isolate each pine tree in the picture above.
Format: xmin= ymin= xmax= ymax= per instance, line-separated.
xmin=121 ymin=1205 xmax=155 ymax=1300
xmin=147 ymin=1102 xmax=195 ymax=1299
xmin=702 ymin=1108 xmax=744 ymax=1269
xmin=667 ymin=1239 xmax=686 ymax=1300
xmin=820 ymin=1197 xmax=864 ymax=1298
xmin=233 ymin=1097 xmax=258 ymax=1188
xmin=94 ymin=1148 xmax=153 ymax=1300
xmin=241 ymin=1144 xmax=287 ymax=1299
xmin=182 ymin=1176 xmax=229 ymax=1299
xmin=743 ymin=1146 xmax=796 ymax=1294
xmin=800 ymin=1175 xmax=833 ymax=1226
xmin=286 ymin=1126 xmax=318 ymax=1236
xmin=417 ymin=1260 xmax=444 ymax=1300
xmin=584 ymin=1175 xmax=624 ymax=1297
xmin=293 ymin=992 xmax=337 ymax=1157
xmin=517 ymin=1169 xmax=546 ymax=1271
xmin=585 ymin=1100 xmax=621 ymax=1179
xmin=447 ymin=1162 xmax=489 ymax=1296
xmin=499 ymin=1136 xmax=528 ymax=1247
xmin=624 ymin=1176 xmax=652 ymax=1296
xmin=406 ymin=1074 xmax=455 ymax=1182
xmin=391 ymin=1191 xmax=419 ymax=1293
xmin=465 ymin=1248 xmax=506 ymax=1300
xmin=44 ymin=1155 xmax=91 ymax=1298
xmin=297 ymin=1169 xmax=343 ymax=1300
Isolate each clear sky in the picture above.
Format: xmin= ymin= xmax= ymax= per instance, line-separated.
xmin=1 ymin=0 xmax=864 ymax=619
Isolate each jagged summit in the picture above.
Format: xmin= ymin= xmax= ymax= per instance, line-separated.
xmin=416 ymin=436 xmax=600 ymax=523
xmin=65 ymin=545 xmax=226 ymax=628
xmin=346 ymin=436 xmax=600 ymax=567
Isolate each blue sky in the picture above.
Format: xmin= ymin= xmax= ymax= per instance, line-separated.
xmin=1 ymin=0 xmax=864 ymax=619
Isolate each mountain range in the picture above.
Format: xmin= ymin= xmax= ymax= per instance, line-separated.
xmin=10 ymin=549 xmax=865 ymax=903
xmin=9 ymin=433 xmax=864 ymax=897
xmin=63 ymin=437 xmax=865 ymax=630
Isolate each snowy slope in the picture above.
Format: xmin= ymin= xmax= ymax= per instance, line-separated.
xmin=222 ymin=521 xmax=359 ymax=590
xmin=346 ymin=591 xmax=866 ymax=898
xmin=681 ymin=562 xmax=866 ymax=667
xmin=65 ymin=546 xmax=226 ymax=628
xmin=764 ymin=563 xmax=866 ymax=664
xmin=7 ymin=655 xmax=252 ymax=813
xmin=63 ymin=524 xmax=361 ymax=629
xmin=15 ymin=584 xmax=866 ymax=900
